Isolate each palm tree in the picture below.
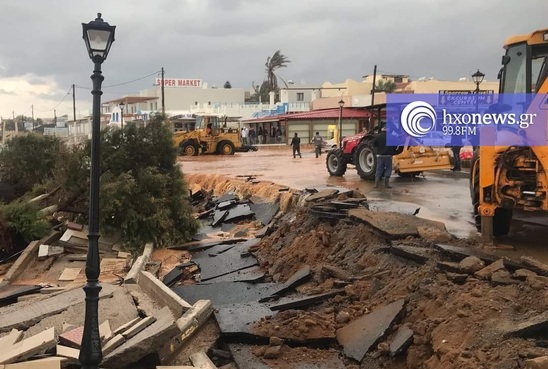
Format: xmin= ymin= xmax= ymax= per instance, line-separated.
xmin=375 ymin=79 xmax=397 ymax=93
xmin=265 ymin=50 xmax=291 ymax=97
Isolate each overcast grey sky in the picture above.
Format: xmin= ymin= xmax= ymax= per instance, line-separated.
xmin=0 ymin=0 xmax=546 ymax=120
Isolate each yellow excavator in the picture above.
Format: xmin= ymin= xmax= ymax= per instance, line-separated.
xmin=172 ymin=114 xmax=257 ymax=156
xmin=471 ymin=28 xmax=548 ymax=241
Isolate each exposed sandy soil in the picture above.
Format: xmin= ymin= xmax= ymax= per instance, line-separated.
xmin=184 ymin=173 xmax=548 ymax=369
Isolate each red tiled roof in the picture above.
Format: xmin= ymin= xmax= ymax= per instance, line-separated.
xmin=243 ymin=108 xmax=370 ymax=123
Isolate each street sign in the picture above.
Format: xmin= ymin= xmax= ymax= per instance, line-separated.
xmin=438 ymin=90 xmax=495 ymax=107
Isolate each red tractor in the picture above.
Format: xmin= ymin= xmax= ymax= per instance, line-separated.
xmin=326 ymin=125 xmax=453 ymax=180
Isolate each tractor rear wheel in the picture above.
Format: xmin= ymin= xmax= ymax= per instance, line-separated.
xmin=181 ymin=141 xmax=199 ymax=156
xmin=355 ymin=141 xmax=376 ymax=180
xmin=326 ymin=150 xmax=347 ymax=176
xmin=470 ymin=149 xmax=512 ymax=236
xmin=218 ymin=141 xmax=235 ymax=155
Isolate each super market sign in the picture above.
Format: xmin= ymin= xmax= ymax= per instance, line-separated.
xmin=155 ymin=78 xmax=202 ymax=87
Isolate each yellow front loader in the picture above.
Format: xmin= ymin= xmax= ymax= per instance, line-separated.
xmin=470 ymin=28 xmax=548 ymax=241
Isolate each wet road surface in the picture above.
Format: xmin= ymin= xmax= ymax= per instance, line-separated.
xmin=179 ymin=147 xmax=548 ymax=262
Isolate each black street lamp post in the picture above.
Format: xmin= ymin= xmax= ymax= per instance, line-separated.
xmin=80 ymin=13 xmax=115 ymax=369
xmin=471 ymin=69 xmax=485 ymax=149
xmin=338 ymin=99 xmax=345 ymax=148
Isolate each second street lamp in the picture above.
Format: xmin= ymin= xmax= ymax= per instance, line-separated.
xmin=472 ymin=69 xmax=485 ymax=93
xmin=80 ymin=12 xmax=116 ymax=369
xmin=338 ymin=99 xmax=345 ymax=148
xmin=119 ymin=101 xmax=125 ymax=138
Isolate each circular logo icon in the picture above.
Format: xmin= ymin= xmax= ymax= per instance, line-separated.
xmin=400 ymin=101 xmax=437 ymax=138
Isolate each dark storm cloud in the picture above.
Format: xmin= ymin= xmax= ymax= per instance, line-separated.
xmin=0 ymin=0 xmax=547 ymax=116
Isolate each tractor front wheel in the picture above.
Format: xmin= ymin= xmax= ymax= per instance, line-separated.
xmin=326 ymin=150 xmax=347 ymax=176
xmin=181 ymin=141 xmax=199 ymax=156
xmin=355 ymin=141 xmax=376 ymax=180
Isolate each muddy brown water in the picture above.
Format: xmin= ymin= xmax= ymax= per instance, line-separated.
xmin=179 ymin=147 xmax=548 ymax=263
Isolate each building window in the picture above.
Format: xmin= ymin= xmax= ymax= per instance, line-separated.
xmin=394 ymin=77 xmax=403 ymax=83
xmin=297 ymin=92 xmax=304 ymax=101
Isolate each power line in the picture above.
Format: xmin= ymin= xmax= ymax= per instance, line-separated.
xmin=33 ymin=86 xmax=72 ymax=113
xmin=76 ymin=70 xmax=161 ymax=91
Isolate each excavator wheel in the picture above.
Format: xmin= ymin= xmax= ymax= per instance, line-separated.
xmin=355 ymin=141 xmax=376 ymax=180
xmin=218 ymin=141 xmax=235 ymax=155
xmin=470 ymin=149 xmax=512 ymax=236
xmin=181 ymin=141 xmax=199 ymax=156
xmin=326 ymin=149 xmax=347 ymax=176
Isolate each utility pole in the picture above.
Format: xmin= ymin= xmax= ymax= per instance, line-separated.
xmin=161 ymin=67 xmax=165 ymax=116
xmin=72 ymin=84 xmax=77 ymax=123
xmin=370 ymin=65 xmax=378 ymax=130
xmin=13 ymin=111 xmax=18 ymax=133
xmin=31 ymin=105 xmax=34 ymax=130
xmin=54 ymin=109 xmax=57 ymax=126
xmin=1 ymin=117 xmax=4 ymax=146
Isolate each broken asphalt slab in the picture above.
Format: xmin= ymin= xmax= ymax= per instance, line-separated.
xmin=349 ymin=209 xmax=448 ymax=239
xmin=390 ymin=326 xmax=414 ymax=357
xmin=503 ymin=311 xmax=548 ymax=339
xmin=336 ymin=299 xmax=405 ymax=362
xmin=249 ymin=203 xmax=280 ymax=226
xmin=267 ymin=290 xmax=345 ymax=311
xmin=223 ymin=204 xmax=255 ymax=223
xmin=434 ymin=244 xmax=523 ymax=271
xmin=390 ymin=245 xmax=435 ymax=265
xmin=191 ymin=244 xmax=259 ymax=281
xmin=172 ymin=282 xmax=282 ymax=306
xmin=168 ymin=237 xmax=247 ymax=251
xmin=271 ymin=265 xmax=311 ymax=296
xmin=305 ymin=186 xmax=354 ymax=196
xmin=215 ymin=303 xmax=275 ymax=342
xmin=197 ymin=266 xmax=265 ymax=284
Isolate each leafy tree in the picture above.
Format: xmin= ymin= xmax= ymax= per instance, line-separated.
xmin=375 ymin=79 xmax=397 ymax=93
xmin=0 ymin=114 xmax=199 ymax=252
xmin=265 ymin=50 xmax=290 ymax=101
xmin=224 ymin=80 xmax=232 ymax=89
xmin=0 ymin=134 xmax=65 ymax=197
xmin=0 ymin=200 xmax=51 ymax=254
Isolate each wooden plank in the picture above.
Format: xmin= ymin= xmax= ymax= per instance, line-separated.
xmin=99 ymin=320 xmax=112 ymax=343
xmin=55 ymin=345 xmax=79 ymax=365
xmin=121 ymin=316 xmax=156 ymax=339
xmin=189 ymin=352 xmax=218 ymax=369
xmin=0 ymin=327 xmax=56 ymax=364
xmin=102 ymin=334 xmax=125 ymax=356
xmin=112 ymin=317 xmax=140 ymax=336
xmin=0 ymin=329 xmax=23 ymax=351
xmin=57 ymin=268 xmax=81 ymax=281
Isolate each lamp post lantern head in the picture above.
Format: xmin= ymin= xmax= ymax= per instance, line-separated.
xmin=119 ymin=102 xmax=125 ymax=111
xmin=338 ymin=99 xmax=345 ymax=108
xmin=472 ymin=69 xmax=485 ymax=85
xmin=82 ymin=13 xmax=116 ymax=63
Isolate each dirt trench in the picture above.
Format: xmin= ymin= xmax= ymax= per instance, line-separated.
xmin=183 ymin=173 xmax=548 ymax=369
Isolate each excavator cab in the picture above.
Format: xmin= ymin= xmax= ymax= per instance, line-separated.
xmin=471 ymin=28 xmax=548 ymax=242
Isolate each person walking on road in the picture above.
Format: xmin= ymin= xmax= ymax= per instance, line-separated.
xmin=290 ymin=132 xmax=302 ymax=158
xmin=313 ymin=132 xmax=323 ymax=158
xmin=450 ymin=134 xmax=463 ymax=171
xmin=373 ymin=124 xmax=403 ymax=188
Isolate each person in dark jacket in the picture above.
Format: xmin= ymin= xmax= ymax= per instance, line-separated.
xmin=373 ymin=124 xmax=403 ymax=188
xmin=290 ymin=132 xmax=302 ymax=158
xmin=450 ymin=134 xmax=463 ymax=171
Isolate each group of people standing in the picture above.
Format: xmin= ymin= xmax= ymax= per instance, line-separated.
xmin=241 ymin=126 xmax=283 ymax=145
xmin=289 ymin=132 xmax=325 ymax=159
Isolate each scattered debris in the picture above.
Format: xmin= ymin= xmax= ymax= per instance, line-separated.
xmin=336 ymin=299 xmax=405 ymax=362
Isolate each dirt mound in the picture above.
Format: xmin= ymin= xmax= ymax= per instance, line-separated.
xmin=180 ymin=174 xmax=548 ymax=368
xmin=184 ymin=173 xmax=296 ymax=213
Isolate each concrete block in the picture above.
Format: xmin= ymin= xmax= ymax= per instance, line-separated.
xmin=190 ymin=352 xmax=218 ymax=369
xmin=138 ymin=271 xmax=191 ymax=319
xmin=38 ymin=245 xmax=64 ymax=260
xmin=55 ymin=345 xmax=79 ymax=365
xmin=124 ymin=243 xmax=154 ymax=284
xmin=117 ymin=251 xmax=131 ymax=259
xmin=103 ymin=306 xmax=179 ymax=368
xmin=175 ymin=300 xmax=214 ymax=342
xmin=0 ymin=327 xmax=56 ymax=364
